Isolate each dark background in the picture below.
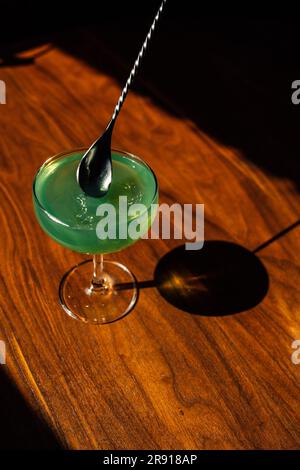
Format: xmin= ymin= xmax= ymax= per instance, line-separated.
xmin=0 ymin=0 xmax=300 ymax=449
xmin=1 ymin=0 xmax=300 ymax=186
xmin=0 ymin=0 xmax=298 ymax=41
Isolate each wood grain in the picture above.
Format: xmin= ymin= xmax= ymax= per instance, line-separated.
xmin=0 ymin=31 xmax=300 ymax=449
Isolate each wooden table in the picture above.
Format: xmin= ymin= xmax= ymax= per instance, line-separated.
xmin=0 ymin=28 xmax=300 ymax=450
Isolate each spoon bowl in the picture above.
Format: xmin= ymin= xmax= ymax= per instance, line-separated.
xmin=77 ymin=122 xmax=113 ymax=198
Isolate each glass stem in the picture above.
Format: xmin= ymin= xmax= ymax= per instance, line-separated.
xmin=92 ymin=254 xmax=104 ymax=286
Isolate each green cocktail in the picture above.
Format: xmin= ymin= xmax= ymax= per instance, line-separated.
xmin=34 ymin=149 xmax=157 ymax=254
xmin=33 ymin=148 xmax=158 ymax=324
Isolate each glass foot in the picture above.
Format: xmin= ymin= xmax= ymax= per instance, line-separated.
xmin=59 ymin=259 xmax=138 ymax=324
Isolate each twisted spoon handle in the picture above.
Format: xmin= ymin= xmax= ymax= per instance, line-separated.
xmin=111 ymin=0 xmax=167 ymax=122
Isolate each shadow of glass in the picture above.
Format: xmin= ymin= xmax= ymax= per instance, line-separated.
xmin=154 ymin=241 xmax=269 ymax=316
xmin=0 ymin=370 xmax=62 ymax=449
xmin=115 ymin=241 xmax=269 ymax=317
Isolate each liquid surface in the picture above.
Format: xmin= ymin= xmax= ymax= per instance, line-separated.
xmin=33 ymin=151 xmax=157 ymax=253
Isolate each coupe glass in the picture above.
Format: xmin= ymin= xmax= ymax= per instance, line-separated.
xmin=33 ymin=148 xmax=158 ymax=324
